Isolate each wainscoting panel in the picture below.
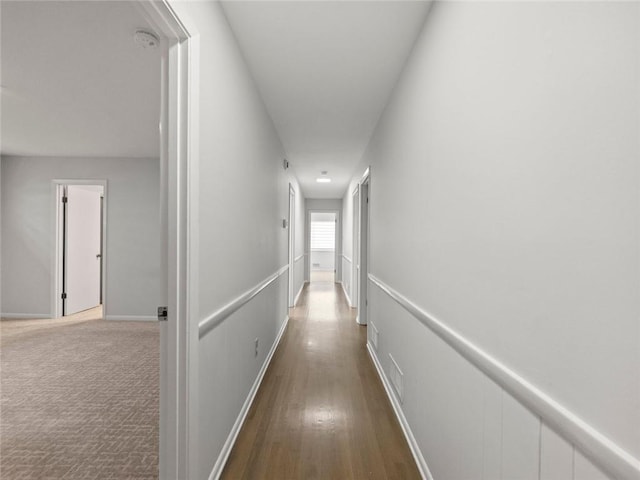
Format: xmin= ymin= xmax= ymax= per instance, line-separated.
xmin=198 ymin=269 xmax=289 ymax=479
xmin=482 ymin=377 xmax=502 ymax=480
xmin=541 ymin=423 xmax=574 ymax=480
xmin=370 ymin=286 xmax=485 ymax=479
xmin=501 ymin=391 xmax=540 ymax=479
xmin=341 ymin=255 xmax=353 ymax=307
xmin=575 ymin=450 xmax=610 ymax=480
xmin=367 ymin=274 xmax=625 ymax=480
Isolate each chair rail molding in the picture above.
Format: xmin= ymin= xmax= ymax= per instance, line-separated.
xmin=368 ymin=273 xmax=640 ymax=480
xmin=198 ymin=265 xmax=289 ymax=339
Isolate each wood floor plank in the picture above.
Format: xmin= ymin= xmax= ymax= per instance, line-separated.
xmin=222 ymin=280 xmax=421 ymax=480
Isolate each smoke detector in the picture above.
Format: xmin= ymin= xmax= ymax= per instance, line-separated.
xmin=134 ymin=30 xmax=160 ymax=49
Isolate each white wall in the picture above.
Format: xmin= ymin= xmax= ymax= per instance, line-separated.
xmin=0 ymin=155 xmax=160 ymax=318
xmin=306 ymin=198 xmax=342 ymax=211
xmin=343 ymin=2 xmax=639 ymax=478
xmin=341 ymin=188 xmax=357 ymax=306
xmin=166 ymin=2 xmax=304 ymax=478
xmin=310 ymin=251 xmax=334 ymax=271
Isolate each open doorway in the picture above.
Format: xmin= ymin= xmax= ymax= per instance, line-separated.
xmin=288 ymin=184 xmax=296 ymax=306
xmin=0 ymin=0 xmax=192 ymax=476
xmin=355 ymin=168 xmax=370 ymax=325
xmin=309 ymin=211 xmax=337 ymax=283
xmin=54 ymin=181 xmax=106 ymax=318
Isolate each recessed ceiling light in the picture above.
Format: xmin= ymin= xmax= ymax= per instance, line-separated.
xmin=316 ymin=178 xmax=332 ymax=183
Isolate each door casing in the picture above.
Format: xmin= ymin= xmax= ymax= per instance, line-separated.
xmin=135 ymin=1 xmax=199 ymax=478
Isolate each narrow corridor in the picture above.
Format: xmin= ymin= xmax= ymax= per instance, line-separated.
xmin=222 ymin=278 xmax=420 ymax=479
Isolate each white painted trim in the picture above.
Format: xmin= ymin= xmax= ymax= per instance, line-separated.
xmin=0 ymin=313 xmax=52 ymax=319
xmin=359 ymin=166 xmax=371 ymax=185
xmin=198 ymin=265 xmax=289 ymax=339
xmin=356 ymin=170 xmax=371 ymax=326
xmin=340 ymin=282 xmax=353 ymax=307
xmin=341 ymin=254 xmax=352 ymax=264
xmin=368 ymin=274 xmax=640 ymax=480
xmin=208 ymin=314 xmax=290 ymax=480
xmin=294 ymin=254 xmax=305 ymax=262
xmin=288 ymin=184 xmax=296 ymax=308
xmin=136 ymin=2 xmax=198 ymax=477
xmin=293 ymin=282 xmax=305 ymax=307
xmin=367 ymin=343 xmax=432 ymax=480
xmin=105 ymin=315 xmax=157 ymax=322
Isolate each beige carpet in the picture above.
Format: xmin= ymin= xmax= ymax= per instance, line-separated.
xmin=0 ymin=310 xmax=159 ymax=479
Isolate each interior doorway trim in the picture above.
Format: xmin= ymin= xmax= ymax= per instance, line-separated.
xmin=288 ymin=184 xmax=296 ymax=307
xmin=307 ymin=209 xmax=341 ymax=284
xmin=351 ymin=185 xmax=360 ymax=311
xmin=136 ymin=1 xmax=199 ymax=478
xmin=51 ymin=179 xmax=107 ymax=320
xmin=355 ymin=167 xmax=371 ymax=325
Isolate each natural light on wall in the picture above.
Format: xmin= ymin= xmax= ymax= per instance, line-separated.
xmin=310 ymin=213 xmax=336 ymax=278
xmin=310 ymin=221 xmax=335 ymax=250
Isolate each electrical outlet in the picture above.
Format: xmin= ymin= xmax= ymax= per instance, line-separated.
xmin=254 ymin=338 xmax=259 ymax=357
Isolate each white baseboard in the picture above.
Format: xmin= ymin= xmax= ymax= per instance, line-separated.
xmin=1 ymin=313 xmax=52 ymax=319
xmin=339 ymin=282 xmax=353 ymax=307
xmin=208 ymin=314 xmax=290 ymax=480
xmin=293 ymin=283 xmax=305 ymax=307
xmin=105 ymin=315 xmax=157 ymax=321
xmin=367 ymin=342 xmax=433 ymax=480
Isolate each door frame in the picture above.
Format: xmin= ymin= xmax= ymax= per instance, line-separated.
xmin=355 ymin=167 xmax=370 ymax=325
xmin=307 ymin=209 xmax=341 ymax=283
xmin=135 ymin=1 xmax=199 ymax=478
xmin=351 ymin=185 xmax=359 ymax=310
xmin=52 ymin=179 xmax=107 ymax=319
xmin=288 ymin=184 xmax=296 ymax=307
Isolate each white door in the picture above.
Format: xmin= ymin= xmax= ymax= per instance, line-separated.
xmin=65 ymin=185 xmax=103 ymax=315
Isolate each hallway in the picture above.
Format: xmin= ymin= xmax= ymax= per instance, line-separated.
xmin=1 ymin=1 xmax=638 ymax=478
xmin=222 ymin=279 xmax=420 ymax=479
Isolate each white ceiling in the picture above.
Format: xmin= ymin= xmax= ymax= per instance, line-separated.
xmin=1 ymin=0 xmax=431 ymax=199
xmin=0 ymin=1 xmax=161 ymax=158
xmin=221 ymin=1 xmax=432 ymax=198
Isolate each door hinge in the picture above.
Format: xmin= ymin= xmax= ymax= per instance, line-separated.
xmin=61 ymin=292 xmax=67 ymax=299
xmin=157 ymin=306 xmax=168 ymax=321
xmin=62 ymin=196 xmax=68 ymax=203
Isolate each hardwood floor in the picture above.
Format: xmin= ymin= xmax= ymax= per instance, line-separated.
xmin=222 ymin=278 xmax=421 ymax=480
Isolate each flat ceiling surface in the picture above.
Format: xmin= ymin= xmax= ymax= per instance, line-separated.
xmin=1 ymin=0 xmax=431 ymax=199
xmin=221 ymin=1 xmax=431 ymax=198
xmin=1 ymin=1 xmax=161 ymax=158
